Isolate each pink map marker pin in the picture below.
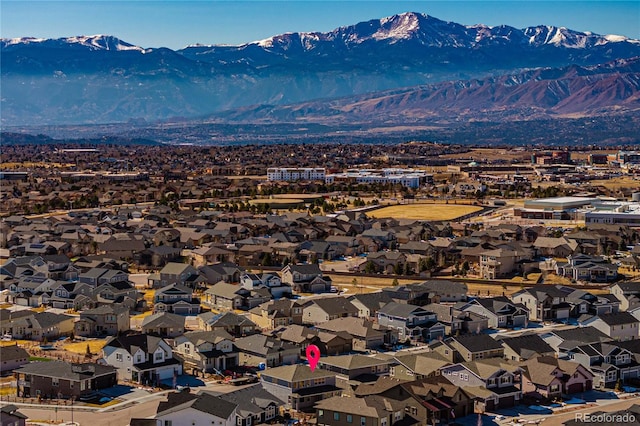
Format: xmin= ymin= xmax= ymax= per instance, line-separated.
xmin=306 ymin=344 xmax=320 ymax=372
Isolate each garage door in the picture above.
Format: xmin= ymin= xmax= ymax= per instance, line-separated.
xmin=567 ymin=383 xmax=584 ymax=394
xmin=498 ymin=396 xmax=515 ymax=408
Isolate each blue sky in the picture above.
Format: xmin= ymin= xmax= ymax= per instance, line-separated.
xmin=2 ymin=1 xmax=639 ymax=49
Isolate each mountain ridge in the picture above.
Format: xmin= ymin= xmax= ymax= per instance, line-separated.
xmin=2 ymin=12 xmax=640 ymax=126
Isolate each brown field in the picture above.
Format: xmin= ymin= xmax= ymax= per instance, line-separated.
xmin=587 ymin=177 xmax=640 ymax=190
xmin=63 ymin=339 xmax=108 ymax=355
xmin=369 ymin=203 xmax=482 ymax=220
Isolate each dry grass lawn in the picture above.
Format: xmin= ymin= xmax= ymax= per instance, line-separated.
xmin=63 ymin=339 xmax=108 ymax=355
xmin=369 ymin=203 xmax=482 ymax=221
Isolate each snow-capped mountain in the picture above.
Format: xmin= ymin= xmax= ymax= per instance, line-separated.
xmin=2 ymin=12 xmax=640 ymax=126
xmin=1 ymin=35 xmax=148 ymax=52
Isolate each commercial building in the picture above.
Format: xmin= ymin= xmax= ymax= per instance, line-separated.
xmin=267 ymin=168 xmax=326 ymax=182
xmin=325 ymin=168 xmax=432 ymax=189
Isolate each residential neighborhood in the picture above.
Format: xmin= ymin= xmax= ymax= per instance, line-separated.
xmin=1 ymin=144 xmax=640 ymax=426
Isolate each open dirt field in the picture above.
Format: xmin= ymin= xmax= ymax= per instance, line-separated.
xmin=368 ymin=203 xmax=482 ymax=220
xmin=62 ymin=339 xmax=108 ymax=355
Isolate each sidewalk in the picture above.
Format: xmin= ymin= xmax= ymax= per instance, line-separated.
xmin=0 ymin=389 xmax=173 ymax=413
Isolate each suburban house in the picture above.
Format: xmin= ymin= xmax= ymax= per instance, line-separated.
xmin=173 ymin=330 xmax=238 ymax=375
xmin=140 ymin=312 xmax=186 ymax=338
xmin=447 ymin=334 xmax=505 ymax=362
xmin=14 ymin=361 xmax=117 ymax=399
xmin=610 ymin=281 xmax=640 ymax=311
xmin=147 ymin=262 xmax=203 ymax=289
xmin=511 ymin=285 xmax=572 ymax=322
xmin=520 ymin=356 xmax=594 ymax=398
xmin=440 ymin=358 xmax=522 ymax=411
xmin=377 ymin=302 xmax=445 ymax=343
xmin=0 ymin=345 xmax=30 ymax=374
xmin=102 ymin=333 xmax=182 ymax=385
xmin=197 ymin=311 xmax=257 ymax=336
xmin=260 ymin=364 xmax=341 ymax=411
xmin=240 ymin=272 xmax=292 ymax=299
xmin=556 ymin=254 xmax=618 ymax=283
xmin=455 ymin=297 xmax=528 ymax=329
xmin=314 ymin=317 xmax=389 ymax=352
xmin=347 ymin=292 xmax=395 ymax=319
xmin=74 ymin=304 xmax=130 ymax=337
xmin=153 ymin=391 xmax=238 ymax=426
xmin=315 ymin=395 xmax=407 ymax=426
xmin=153 ymin=284 xmax=201 ymax=315
xmin=1 ymin=312 xmax=75 ymax=341
xmin=0 ymin=404 xmax=27 ymax=426
xmin=214 ymin=384 xmax=286 ymax=426
xmin=203 ymin=281 xmax=270 ymax=312
xmin=426 ymin=303 xmax=489 ymax=335
xmin=248 ymin=299 xmax=302 ymax=330
xmin=302 ymin=297 xmax=359 ymax=325
xmin=568 ymin=342 xmax=640 ymax=388
xmin=281 ymin=264 xmax=332 ymax=293
xmin=234 ymin=334 xmax=300 ymax=368
xmin=498 ymin=334 xmax=555 ymax=361
xmin=580 ymin=312 xmax=640 ymax=341
xmin=317 ymin=354 xmax=391 ymax=384
xmin=390 ymin=352 xmax=451 ymax=381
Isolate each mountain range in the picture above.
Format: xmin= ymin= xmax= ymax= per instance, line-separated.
xmin=2 ymin=12 xmax=640 ymax=127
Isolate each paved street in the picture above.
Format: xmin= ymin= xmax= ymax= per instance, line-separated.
xmin=3 ymin=379 xmax=256 ymax=426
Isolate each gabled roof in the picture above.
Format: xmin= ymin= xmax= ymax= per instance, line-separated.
xmin=319 ymin=354 xmax=390 ymax=370
xmin=141 ymin=312 xmax=186 ymax=329
xmin=105 ymin=333 xmax=167 ymax=355
xmin=315 ymin=317 xmax=385 ymax=339
xmin=590 ymin=311 xmax=638 ymax=326
xmin=14 ymin=361 xmax=116 ymax=380
xmin=498 ymin=334 xmax=554 ymax=357
xmin=450 ymin=334 xmax=503 ymax=353
xmin=307 ymin=297 xmax=358 ymax=316
xmin=260 ymin=364 xmax=335 ymax=382
xmin=156 ymin=391 xmax=237 ymax=419
xmin=378 ymin=302 xmax=430 ymax=318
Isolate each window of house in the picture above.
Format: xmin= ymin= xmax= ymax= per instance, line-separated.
xmin=155 ymin=352 xmax=163 ymax=361
xmin=381 ymin=418 xmax=387 ymax=426
xmin=318 ymin=410 xmax=324 ymax=417
xmin=334 ymin=413 xmax=340 ymax=421
xmin=361 ymin=417 xmax=366 ymax=426
xmin=164 ymin=421 xmax=172 ymax=426
xmin=347 ymin=415 xmax=353 ymax=423
xmin=52 ymin=378 xmax=59 ymax=387
xmin=550 ymin=384 xmax=560 ymax=392
xmin=116 ymin=353 xmax=123 ymax=362
xmin=501 ymin=376 xmax=511 ymax=384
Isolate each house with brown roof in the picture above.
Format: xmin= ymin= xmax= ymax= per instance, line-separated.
xmin=521 ymin=356 xmax=594 ymax=399
xmin=260 ymin=364 xmax=341 ymax=411
xmin=314 ymin=317 xmax=389 ymax=351
xmin=302 ymin=296 xmax=359 ymax=325
xmin=74 ymin=304 xmax=130 ymax=337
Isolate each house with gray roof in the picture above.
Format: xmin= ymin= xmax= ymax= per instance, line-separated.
xmin=377 ymin=302 xmax=444 ymax=343
xmin=173 ymin=330 xmax=238 ymax=375
xmin=260 ymin=364 xmax=341 ymax=411
xmin=0 ymin=344 xmax=29 ymax=374
xmin=154 ymin=391 xmax=238 ymax=426
xmin=153 ymin=284 xmax=200 ymax=315
xmin=14 ymin=361 xmax=117 ymax=399
xmin=234 ymin=334 xmax=299 ymax=368
xmin=302 ymin=296 xmax=359 ymax=325
xmin=211 ymin=384 xmax=285 ymax=426
xmin=75 ymin=304 xmax=130 ymax=337
xmin=197 ymin=311 xmax=257 ymax=336
xmin=102 ymin=333 xmax=182 ymax=384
